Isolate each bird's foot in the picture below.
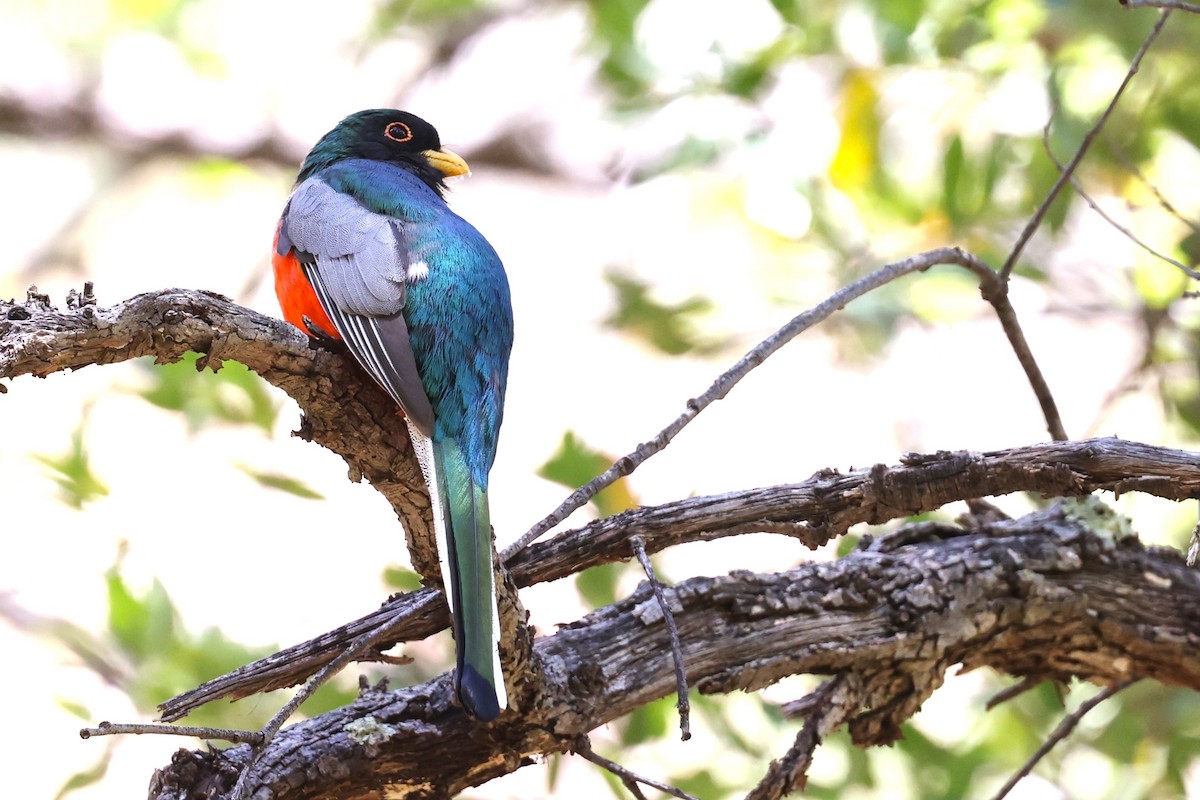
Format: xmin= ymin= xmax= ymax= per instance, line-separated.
xmin=302 ymin=316 xmax=344 ymax=352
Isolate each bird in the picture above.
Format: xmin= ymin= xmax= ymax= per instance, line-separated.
xmin=272 ymin=109 xmax=513 ymax=721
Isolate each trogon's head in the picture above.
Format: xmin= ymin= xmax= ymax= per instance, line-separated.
xmin=296 ymin=109 xmax=469 ymax=195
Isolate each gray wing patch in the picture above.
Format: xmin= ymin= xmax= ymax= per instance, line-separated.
xmin=282 ymin=178 xmax=411 ymax=317
xmin=303 ymin=262 xmax=436 ymax=438
xmin=282 ymin=177 xmax=436 ymax=433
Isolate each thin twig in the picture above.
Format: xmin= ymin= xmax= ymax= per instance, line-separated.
xmin=985 ymin=676 xmax=1045 ymax=711
xmin=1121 ymin=0 xmax=1200 ymax=11
xmin=506 ymin=246 xmax=1065 ymax=556
xmin=1000 ymin=10 xmax=1172 ymax=280
xmin=573 ymin=736 xmax=701 ymax=800
xmin=1107 ymin=140 xmax=1200 ymax=237
xmin=984 ymin=284 xmax=1069 ymax=440
xmin=630 ymin=535 xmax=690 ymax=741
xmin=750 ymin=674 xmax=863 ymax=800
xmin=1042 ymin=122 xmax=1200 ymax=280
xmin=79 ymin=721 xmax=263 ymax=745
xmin=988 ymin=680 xmax=1137 ymax=800
xmin=227 ymin=595 xmax=441 ymax=800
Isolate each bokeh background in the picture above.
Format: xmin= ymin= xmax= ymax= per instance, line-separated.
xmin=2 ymin=1 xmax=1200 ymax=798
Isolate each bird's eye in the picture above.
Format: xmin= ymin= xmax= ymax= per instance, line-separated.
xmin=384 ymin=122 xmax=413 ymax=143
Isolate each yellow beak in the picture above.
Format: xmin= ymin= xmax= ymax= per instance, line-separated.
xmin=422 ymin=148 xmax=471 ymax=178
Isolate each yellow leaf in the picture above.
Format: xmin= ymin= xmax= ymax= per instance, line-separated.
xmin=829 ymin=69 xmax=880 ymax=193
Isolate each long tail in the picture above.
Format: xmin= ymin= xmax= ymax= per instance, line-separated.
xmin=410 ymin=430 xmax=506 ymax=720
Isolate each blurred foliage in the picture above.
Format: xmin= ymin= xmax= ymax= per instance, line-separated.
xmin=99 ymin=549 xmax=355 ymax=723
xmin=373 ymin=0 xmax=486 ymax=35
xmin=235 ymin=462 xmax=325 ymax=499
xmin=586 ymin=0 xmax=656 ymax=98
xmin=603 ymin=270 xmax=724 ymax=355
xmin=137 ymin=352 xmax=280 ymax=435
xmin=382 ymin=564 xmax=425 ymax=593
xmin=539 ymin=430 xmax=640 ymax=610
xmin=54 ymin=748 xmax=111 ymax=800
xmin=31 ymin=406 xmax=110 ymax=510
xmin=538 ymin=430 xmax=638 ymax=518
xmin=18 ymin=543 xmax=357 ymax=763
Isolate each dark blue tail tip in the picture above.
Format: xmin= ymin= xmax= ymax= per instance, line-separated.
xmin=457 ymin=666 xmax=502 ymax=722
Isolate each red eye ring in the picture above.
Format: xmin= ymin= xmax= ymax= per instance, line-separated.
xmin=385 ymin=121 xmax=413 ymax=143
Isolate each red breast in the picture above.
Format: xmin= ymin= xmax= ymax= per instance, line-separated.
xmin=272 ymin=221 xmax=340 ymax=339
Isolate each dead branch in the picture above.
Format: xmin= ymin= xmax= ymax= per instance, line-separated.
xmin=507 ymin=244 xmax=1066 ymax=556
xmin=0 ymin=285 xmax=440 ymax=579
xmin=7 ymin=288 xmax=1200 ymax=797
xmin=141 ymin=505 xmax=1200 ymax=798
xmin=748 ymin=674 xmax=864 ymax=800
xmin=630 ymin=534 xmax=690 ymax=741
xmin=572 ymin=737 xmax=700 ymax=800
xmin=147 ymin=435 xmax=1200 ymax=721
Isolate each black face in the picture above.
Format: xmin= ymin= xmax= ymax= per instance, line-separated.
xmin=347 ymin=109 xmax=443 ymax=163
xmin=297 ymin=109 xmax=448 ymax=192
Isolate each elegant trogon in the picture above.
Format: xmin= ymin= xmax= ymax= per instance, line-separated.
xmin=272 ymin=109 xmax=513 ymax=721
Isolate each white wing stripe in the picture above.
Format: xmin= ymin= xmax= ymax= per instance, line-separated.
xmin=305 ymin=263 xmax=406 ymax=408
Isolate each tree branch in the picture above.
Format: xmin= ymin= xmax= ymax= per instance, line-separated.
xmin=0 ymin=286 xmax=440 ymax=578
xmin=1121 ymin=0 xmax=1200 ymax=12
xmin=8 ymin=288 xmax=1200 ymax=797
xmin=1000 ymin=9 xmax=1172 ymax=280
xmin=153 ymin=435 xmax=1200 ymax=720
xmin=507 ymin=245 xmax=1067 ymax=555
xmin=143 ymin=505 xmax=1200 ymax=798
xmin=749 ymin=674 xmax=864 ymax=800
xmin=988 ymin=680 xmax=1137 ymax=800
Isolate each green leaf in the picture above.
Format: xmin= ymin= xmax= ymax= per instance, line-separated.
xmin=106 ymin=569 xmax=178 ymax=663
xmin=31 ymin=410 xmax=109 ymax=510
xmin=236 ymin=464 xmax=325 ymax=499
xmin=546 ymin=753 xmax=562 ymax=793
xmin=54 ymin=750 xmax=111 ymax=800
xmin=56 ymin=698 xmax=93 ymax=721
xmin=382 ymin=565 xmax=423 ymax=593
xmin=296 ymin=676 xmax=359 ymax=717
xmin=586 ymin=0 xmax=655 ymax=97
xmin=538 ymin=431 xmax=637 ymax=517
xmin=632 ymin=136 xmax=727 ymax=182
xmin=372 ymin=0 xmax=484 ymax=33
xmin=942 ymin=134 xmax=966 ymax=226
xmin=830 ymin=69 xmax=881 ymax=194
xmin=620 ymin=694 xmax=673 ymax=746
xmin=575 ymin=562 xmax=626 ymax=609
xmin=674 ymin=768 xmax=730 ymax=800
xmin=603 ymin=270 xmax=721 ymax=356
xmin=722 ymin=32 xmax=805 ymax=98
xmin=693 ymin=693 xmax=761 ymax=755
xmin=1132 ymin=257 xmax=1189 ymax=310
xmin=138 ymin=352 xmax=279 ymax=435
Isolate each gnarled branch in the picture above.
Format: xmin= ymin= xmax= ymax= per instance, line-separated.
xmin=145 ymin=506 xmax=1200 ymax=798
xmin=7 ymin=288 xmax=1200 ymax=798
xmin=1 ymin=286 xmax=438 ymax=577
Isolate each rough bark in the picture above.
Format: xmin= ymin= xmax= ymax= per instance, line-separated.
xmin=145 ymin=507 xmax=1200 ymax=799
xmin=5 ymin=288 xmax=1200 ymax=799
xmin=159 ymin=436 xmax=1200 ymax=720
